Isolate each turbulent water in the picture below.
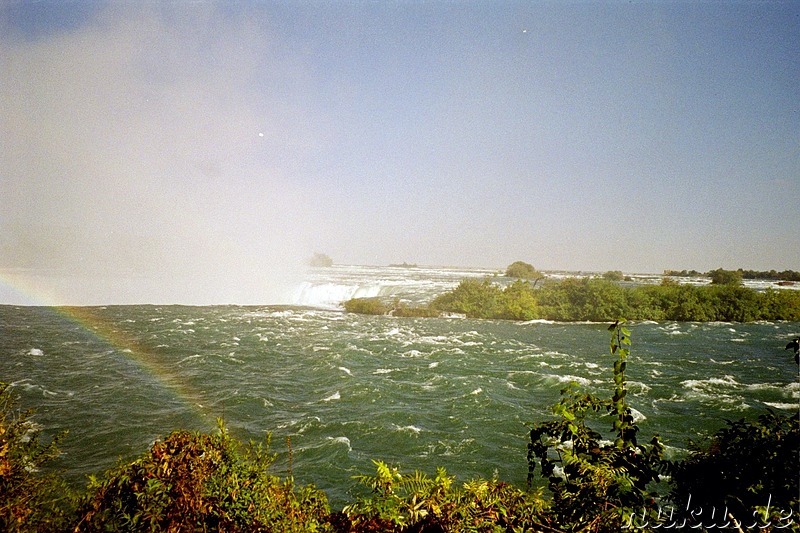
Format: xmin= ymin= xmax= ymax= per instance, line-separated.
xmin=1 ymin=266 xmax=798 ymax=507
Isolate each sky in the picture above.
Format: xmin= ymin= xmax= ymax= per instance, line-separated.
xmin=1 ymin=0 xmax=798 ymax=305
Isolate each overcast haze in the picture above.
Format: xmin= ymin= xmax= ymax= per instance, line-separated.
xmin=1 ymin=1 xmax=798 ymax=305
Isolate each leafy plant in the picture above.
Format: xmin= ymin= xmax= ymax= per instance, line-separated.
xmin=708 ymin=268 xmax=743 ymax=286
xmin=526 ymin=321 xmax=665 ymax=532
xmin=341 ymin=460 xmax=550 ymax=532
xmin=344 ymin=297 xmax=391 ymax=315
xmin=505 ymin=261 xmax=545 ymax=286
xmin=0 ymin=382 xmax=72 ymax=532
xmin=667 ymin=410 xmax=800 ymax=529
xmin=73 ymin=420 xmax=331 ymax=532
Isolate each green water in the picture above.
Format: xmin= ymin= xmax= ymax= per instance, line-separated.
xmin=1 ymin=304 xmax=797 ymax=506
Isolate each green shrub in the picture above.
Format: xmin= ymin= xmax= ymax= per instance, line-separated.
xmin=505 ymin=261 xmax=544 ymax=283
xmin=0 ymin=383 xmax=72 ymax=533
xmin=537 ymin=278 xmax=629 ymax=322
xmin=341 ymin=460 xmax=549 ymax=532
xmin=527 ymin=322 xmax=665 ymax=532
xmin=602 ymin=270 xmax=624 ymax=282
xmin=430 ymin=278 xmax=505 ymax=319
xmin=667 ymin=411 xmax=800 ymax=529
xmin=344 ymin=298 xmax=391 ymax=315
xmin=73 ymin=421 xmax=331 ymax=532
xmin=499 ymin=280 xmax=540 ymax=321
xmin=708 ymin=268 xmax=743 ymax=286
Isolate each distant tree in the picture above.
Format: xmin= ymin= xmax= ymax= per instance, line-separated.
xmin=309 ymin=253 xmax=333 ymax=267
xmin=505 ymin=261 xmax=544 ymax=285
xmin=602 ymin=270 xmax=624 ymax=281
xmin=708 ymin=268 xmax=743 ymax=286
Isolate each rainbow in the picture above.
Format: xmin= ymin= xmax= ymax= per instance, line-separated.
xmin=1 ymin=274 xmax=216 ymax=426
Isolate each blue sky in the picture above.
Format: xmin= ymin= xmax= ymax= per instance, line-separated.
xmin=0 ymin=1 xmax=798 ymax=304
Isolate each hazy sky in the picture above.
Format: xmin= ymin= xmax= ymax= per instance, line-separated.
xmin=1 ymin=1 xmax=798 ymax=304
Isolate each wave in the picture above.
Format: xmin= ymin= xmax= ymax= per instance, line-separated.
xmin=763 ymin=401 xmax=799 ymax=410
xmin=680 ymin=375 xmax=740 ymax=390
xmin=322 ymin=391 xmax=340 ymax=402
xmin=326 ymin=436 xmax=352 ymax=451
xmin=393 ymin=424 xmax=422 ymax=435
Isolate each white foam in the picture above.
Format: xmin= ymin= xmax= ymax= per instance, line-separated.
xmin=627 ymin=381 xmax=652 ymax=395
xmin=338 ymin=366 xmax=352 ymax=375
xmin=327 ymin=436 xmax=352 ymax=451
xmin=681 ymin=375 xmax=740 ymax=390
xmin=27 ymin=348 xmax=44 ymax=356
xmin=470 ymin=387 xmax=483 ymax=395
xmin=546 ymin=374 xmax=592 ymax=387
xmin=629 ymin=407 xmax=647 ymax=423
xmin=322 ymin=391 xmax=340 ymax=402
xmin=393 ymin=424 xmax=422 ymax=434
xmin=428 ymin=361 xmax=439 ymax=369
xmin=763 ymin=402 xmax=799 ymax=410
xmin=374 ymin=368 xmax=395 ymax=374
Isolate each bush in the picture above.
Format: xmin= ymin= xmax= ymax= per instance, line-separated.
xmin=527 ymin=322 xmax=665 ymax=532
xmin=708 ymin=268 xmax=743 ymax=286
xmin=499 ymin=280 xmax=540 ymax=321
xmin=73 ymin=422 xmax=331 ymax=532
xmin=602 ymin=270 xmax=624 ymax=281
xmin=0 ymin=383 xmax=72 ymax=533
xmin=667 ymin=411 xmax=800 ymax=528
xmin=344 ymin=298 xmax=391 ymax=315
xmin=505 ymin=261 xmax=544 ymax=282
xmin=341 ymin=460 xmax=549 ymax=532
xmin=429 ymin=278 xmax=505 ymax=319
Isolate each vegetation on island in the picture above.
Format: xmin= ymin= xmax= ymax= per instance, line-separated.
xmin=664 ymin=268 xmax=800 ymax=283
xmin=2 ymin=324 xmax=798 ymax=532
xmin=504 ymin=261 xmax=545 ymax=284
xmin=343 ymin=262 xmax=800 ymax=322
xmin=345 ymin=276 xmax=800 ymax=322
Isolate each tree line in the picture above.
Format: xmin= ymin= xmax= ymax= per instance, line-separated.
xmin=664 ymin=268 xmax=800 ymax=282
xmin=346 ymin=276 xmax=800 ymax=322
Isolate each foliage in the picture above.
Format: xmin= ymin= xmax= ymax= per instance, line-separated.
xmin=537 ymin=278 xmax=628 ymax=322
xmin=391 ymin=301 xmax=441 ymax=318
xmin=663 ymin=269 xmax=704 ymax=278
xmin=73 ymin=421 xmax=331 ymax=532
xmin=341 ymin=460 xmax=549 ymax=532
xmin=708 ymin=268 xmax=743 ymax=286
xmin=0 ymin=383 xmax=72 ymax=532
xmin=504 ymin=261 xmax=544 ymax=283
xmin=343 ymin=298 xmax=440 ymax=318
xmin=526 ymin=322 xmax=665 ymax=532
xmin=497 ymin=280 xmax=539 ymax=321
xmin=347 ymin=277 xmax=800 ymax=322
xmin=665 ymin=268 xmax=800 ymax=282
xmin=738 ymin=269 xmax=800 ymax=282
xmin=344 ymin=298 xmax=391 ymax=315
xmin=429 ymin=278 xmax=506 ymax=319
xmin=602 ymin=270 xmax=624 ymax=282
xmin=667 ymin=410 xmax=800 ymax=528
